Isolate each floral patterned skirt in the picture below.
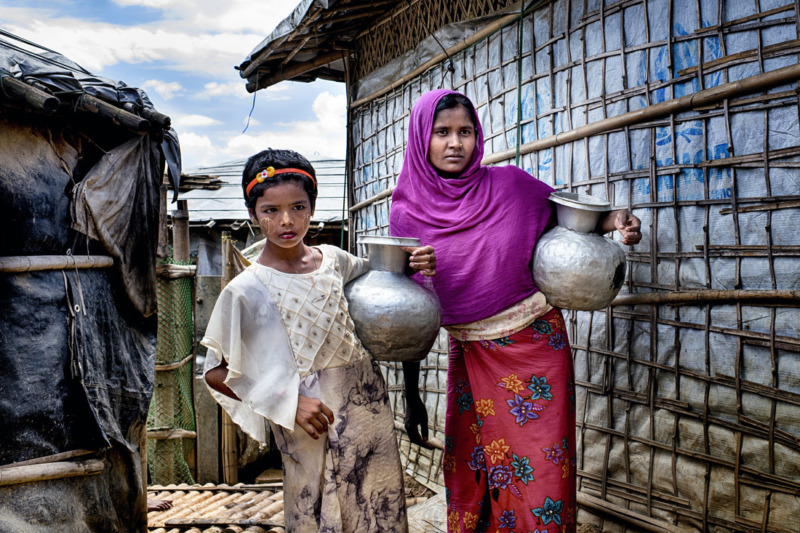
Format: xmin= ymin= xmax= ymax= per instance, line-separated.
xmin=444 ymin=308 xmax=576 ymax=532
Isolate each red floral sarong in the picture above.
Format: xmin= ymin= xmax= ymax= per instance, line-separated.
xmin=444 ymin=308 xmax=576 ymax=532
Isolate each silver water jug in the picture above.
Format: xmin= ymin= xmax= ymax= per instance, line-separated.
xmin=345 ymin=236 xmax=442 ymax=362
xmin=532 ymin=192 xmax=626 ymax=311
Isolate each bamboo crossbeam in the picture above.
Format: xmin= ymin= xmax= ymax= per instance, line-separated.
xmin=610 ymin=289 xmax=800 ymax=307
xmin=0 ymin=255 xmax=113 ymax=273
xmin=719 ymin=200 xmax=800 ymax=215
xmin=121 ymin=102 xmax=171 ymax=129
xmin=577 ymin=492 xmax=685 ymax=533
xmin=482 ymin=62 xmax=800 ymax=165
xmin=77 ymin=93 xmax=150 ymax=134
xmin=349 ymin=64 xmax=800 ymax=213
xmin=155 ymin=353 xmax=194 ymax=372
xmin=1 ymin=449 xmax=94 ymax=469
xmin=156 ymin=263 xmax=197 ymax=279
xmin=0 ymin=74 xmax=60 ymax=113
xmin=146 ymin=428 xmax=198 ymax=440
xmin=0 ymin=459 xmax=104 ymax=487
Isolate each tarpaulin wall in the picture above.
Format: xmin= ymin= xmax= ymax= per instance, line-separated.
xmin=348 ymin=1 xmax=800 ymax=530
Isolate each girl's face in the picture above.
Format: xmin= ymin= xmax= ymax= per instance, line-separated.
xmin=428 ymin=104 xmax=476 ymax=178
xmin=249 ymin=180 xmax=313 ymax=250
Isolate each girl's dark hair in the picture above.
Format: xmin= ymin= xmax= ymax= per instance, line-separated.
xmin=434 ymin=93 xmax=477 ymax=128
xmin=242 ymin=148 xmax=318 ymax=211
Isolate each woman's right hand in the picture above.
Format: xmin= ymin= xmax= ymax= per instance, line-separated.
xmin=296 ymin=395 xmax=334 ymax=439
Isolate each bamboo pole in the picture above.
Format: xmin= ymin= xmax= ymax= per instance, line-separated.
xmin=482 ymin=62 xmax=800 ymax=165
xmin=220 ymin=232 xmax=239 ymax=485
xmin=122 ymin=102 xmax=172 ymax=129
xmin=155 ymin=353 xmax=194 ymax=372
xmin=610 ymin=289 xmax=800 ymax=307
xmin=147 ymin=429 xmax=198 ymax=440
xmin=0 ymin=459 xmax=104 ymax=487
xmin=0 ymin=74 xmax=60 ymax=113
xmin=77 ymin=93 xmax=150 ymax=134
xmin=0 ymin=255 xmax=113 ymax=272
xmin=577 ymin=492 xmax=685 ymax=533
xmin=156 ymin=263 xmax=197 ymax=279
xmin=1 ymin=449 xmax=94 ymax=468
xmin=348 ymin=62 xmax=800 ymax=213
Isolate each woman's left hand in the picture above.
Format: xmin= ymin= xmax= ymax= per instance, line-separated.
xmin=402 ymin=245 xmax=436 ymax=277
xmin=601 ymin=209 xmax=642 ymax=245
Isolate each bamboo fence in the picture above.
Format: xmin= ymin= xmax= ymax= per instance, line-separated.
xmin=347 ymin=0 xmax=800 ymax=530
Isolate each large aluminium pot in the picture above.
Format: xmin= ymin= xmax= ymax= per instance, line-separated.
xmin=532 ymin=192 xmax=627 ymax=311
xmin=345 ymin=236 xmax=442 ymax=362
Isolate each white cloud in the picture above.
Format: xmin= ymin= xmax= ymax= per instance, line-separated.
xmin=173 ymin=114 xmax=221 ymax=128
xmin=141 ymin=80 xmax=184 ymax=100
xmin=179 ymin=91 xmax=347 ymax=167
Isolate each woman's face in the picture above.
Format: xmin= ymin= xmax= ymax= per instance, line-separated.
xmin=428 ymin=104 xmax=476 ymax=178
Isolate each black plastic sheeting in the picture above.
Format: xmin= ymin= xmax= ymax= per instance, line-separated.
xmin=0 ymin=29 xmax=181 ymax=198
xmin=0 ymin=32 xmax=169 ymax=533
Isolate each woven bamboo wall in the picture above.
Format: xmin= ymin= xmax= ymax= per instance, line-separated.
xmin=349 ymin=0 xmax=800 ymax=530
xmin=354 ymin=0 xmax=518 ymax=80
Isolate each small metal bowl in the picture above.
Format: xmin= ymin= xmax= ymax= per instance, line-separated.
xmin=549 ymin=192 xmax=611 ymax=233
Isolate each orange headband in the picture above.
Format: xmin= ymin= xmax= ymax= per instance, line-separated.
xmin=245 ymin=166 xmax=316 ymax=196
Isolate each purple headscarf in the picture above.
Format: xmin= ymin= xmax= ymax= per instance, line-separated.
xmin=390 ymin=89 xmax=555 ymax=325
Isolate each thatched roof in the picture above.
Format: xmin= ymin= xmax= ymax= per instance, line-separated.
xmin=236 ymin=0 xmax=518 ymax=93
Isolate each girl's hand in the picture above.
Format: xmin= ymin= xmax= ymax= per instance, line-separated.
xmin=404 ymin=391 xmax=432 ymax=449
xmin=402 ymin=245 xmax=436 ymax=277
xmin=296 ymin=395 xmax=334 ymax=439
xmin=600 ymin=209 xmax=642 ymax=245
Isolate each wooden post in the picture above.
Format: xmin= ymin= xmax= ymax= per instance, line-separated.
xmin=220 ymin=231 xmax=239 ymax=485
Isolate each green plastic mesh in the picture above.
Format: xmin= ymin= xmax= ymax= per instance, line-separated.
xmin=147 ymin=256 xmax=196 ymax=485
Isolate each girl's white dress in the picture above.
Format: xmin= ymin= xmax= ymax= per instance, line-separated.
xmin=202 ymin=244 xmax=408 ymax=532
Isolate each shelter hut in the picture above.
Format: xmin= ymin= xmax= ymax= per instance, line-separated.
xmin=239 ymin=1 xmax=800 ymax=531
xmin=0 ymin=31 xmax=179 ymax=532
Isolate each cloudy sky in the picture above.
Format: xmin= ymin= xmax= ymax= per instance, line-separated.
xmin=1 ymin=0 xmax=348 ymax=170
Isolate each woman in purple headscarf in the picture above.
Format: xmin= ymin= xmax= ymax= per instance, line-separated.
xmin=390 ymin=89 xmax=640 ymax=532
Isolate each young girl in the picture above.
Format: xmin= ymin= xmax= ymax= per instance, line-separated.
xmin=391 ymin=90 xmax=641 ymax=532
xmin=202 ymin=149 xmax=435 ymax=532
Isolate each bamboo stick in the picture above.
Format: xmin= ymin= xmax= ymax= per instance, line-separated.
xmin=611 ymin=289 xmax=800 ymax=307
xmin=482 ymin=62 xmax=800 ymax=165
xmin=156 ymin=263 xmax=197 ymax=279
xmin=0 ymin=74 xmax=60 ymax=113
xmin=0 ymin=459 xmax=104 ymax=487
xmin=1 ymin=449 xmax=94 ymax=468
xmin=77 ymin=93 xmax=150 ymax=134
xmin=121 ymin=102 xmax=171 ymax=129
xmin=0 ymin=255 xmax=113 ymax=273
xmin=719 ymin=199 xmax=800 ymax=215
xmin=147 ymin=429 xmax=198 ymax=440
xmin=577 ymin=492 xmax=685 ymax=533
xmin=349 ymin=64 xmax=800 ymax=213
xmin=155 ymin=353 xmax=194 ymax=372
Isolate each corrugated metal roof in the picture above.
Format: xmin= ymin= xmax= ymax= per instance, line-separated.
xmin=180 ymin=159 xmax=347 ymax=224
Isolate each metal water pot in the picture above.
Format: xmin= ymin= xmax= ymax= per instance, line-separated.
xmin=345 ymin=236 xmax=442 ymax=362
xmin=532 ymin=192 xmax=627 ymax=311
